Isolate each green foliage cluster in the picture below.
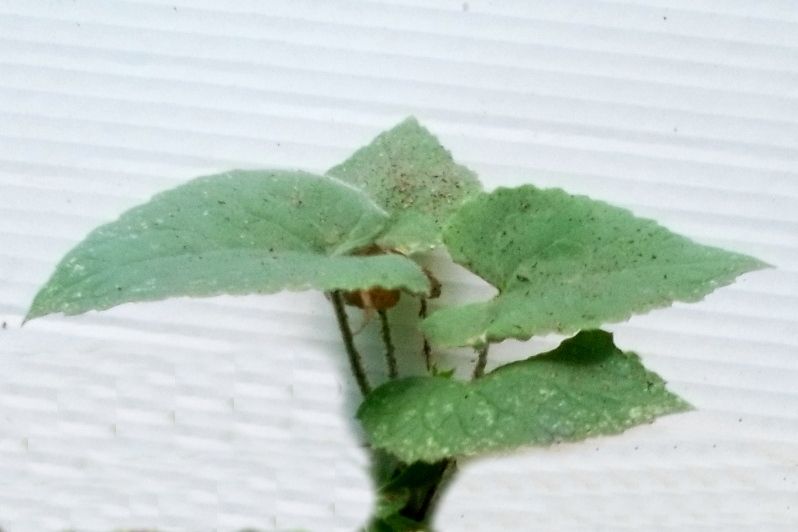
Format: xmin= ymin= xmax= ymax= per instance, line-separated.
xmin=28 ymin=118 xmax=766 ymax=531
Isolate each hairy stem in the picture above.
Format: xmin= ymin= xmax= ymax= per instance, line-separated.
xmin=378 ymin=310 xmax=398 ymax=379
xmin=329 ymin=291 xmax=371 ymax=396
xmin=472 ymin=345 xmax=490 ymax=379
xmin=419 ymin=298 xmax=432 ymax=371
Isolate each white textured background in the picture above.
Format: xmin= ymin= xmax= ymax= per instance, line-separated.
xmin=1 ymin=1 xmax=797 ymax=531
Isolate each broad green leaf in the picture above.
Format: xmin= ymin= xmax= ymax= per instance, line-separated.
xmin=327 ymin=117 xmax=482 ymax=253
xmin=422 ymin=185 xmax=767 ymax=347
xmin=358 ymin=330 xmax=691 ymax=463
xmin=27 ymin=170 xmax=430 ymax=320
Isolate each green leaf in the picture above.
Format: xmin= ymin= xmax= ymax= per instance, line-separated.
xmin=27 ymin=170 xmax=430 ymax=320
xmin=422 ymin=185 xmax=768 ymax=347
xmin=327 ymin=117 xmax=482 ymax=253
xmin=358 ymin=330 xmax=691 ymax=463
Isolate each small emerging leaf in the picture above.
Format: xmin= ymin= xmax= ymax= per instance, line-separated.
xmin=27 ymin=170 xmax=430 ymax=320
xmin=327 ymin=117 xmax=482 ymax=253
xmin=423 ymin=185 xmax=768 ymax=347
xmin=358 ymin=330 xmax=691 ymax=463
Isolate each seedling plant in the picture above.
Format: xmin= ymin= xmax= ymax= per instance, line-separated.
xmin=27 ymin=118 xmax=766 ymax=531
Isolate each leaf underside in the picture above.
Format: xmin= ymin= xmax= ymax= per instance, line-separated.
xmin=358 ymin=330 xmax=692 ymax=463
xmin=422 ymin=185 xmax=767 ymax=347
xmin=327 ymin=117 xmax=482 ymax=253
xmin=27 ymin=170 xmax=430 ymax=320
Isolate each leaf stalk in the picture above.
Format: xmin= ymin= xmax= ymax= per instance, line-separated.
xmin=472 ymin=345 xmax=489 ymax=379
xmin=378 ymin=309 xmax=399 ymax=379
xmin=330 ymin=290 xmax=372 ymax=396
xmin=419 ymin=298 xmax=432 ymax=371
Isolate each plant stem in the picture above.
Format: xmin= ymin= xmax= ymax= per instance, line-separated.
xmin=378 ymin=309 xmax=398 ymax=379
xmin=413 ymin=459 xmax=457 ymax=524
xmin=472 ymin=344 xmax=489 ymax=379
xmin=415 ymin=346 xmax=489 ymax=523
xmin=329 ymin=290 xmax=371 ymax=396
xmin=419 ymin=298 xmax=432 ymax=371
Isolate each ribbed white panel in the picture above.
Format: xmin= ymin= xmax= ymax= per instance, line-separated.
xmin=1 ymin=1 xmax=796 ymax=531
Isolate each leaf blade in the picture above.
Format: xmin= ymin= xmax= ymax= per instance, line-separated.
xmin=327 ymin=117 xmax=482 ymax=253
xmin=358 ymin=330 xmax=691 ymax=463
xmin=28 ymin=170 xmax=430 ymax=320
xmin=422 ymin=185 xmax=767 ymax=347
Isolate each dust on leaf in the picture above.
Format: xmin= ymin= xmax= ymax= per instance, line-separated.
xmin=27 ymin=170 xmax=430 ymax=320
xmin=327 ymin=117 xmax=482 ymax=253
xmin=422 ymin=185 xmax=768 ymax=347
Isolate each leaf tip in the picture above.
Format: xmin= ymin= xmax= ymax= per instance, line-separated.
xmin=398 ymin=115 xmax=421 ymax=126
xmin=747 ymin=256 xmax=774 ymax=272
xmin=23 ymin=295 xmax=48 ymax=324
xmin=678 ymin=398 xmax=695 ymax=413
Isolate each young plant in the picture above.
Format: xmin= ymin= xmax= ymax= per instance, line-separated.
xmin=27 ymin=118 xmax=767 ymax=531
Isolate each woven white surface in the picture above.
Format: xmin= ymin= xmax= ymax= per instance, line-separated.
xmin=1 ymin=1 xmax=797 ymax=531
